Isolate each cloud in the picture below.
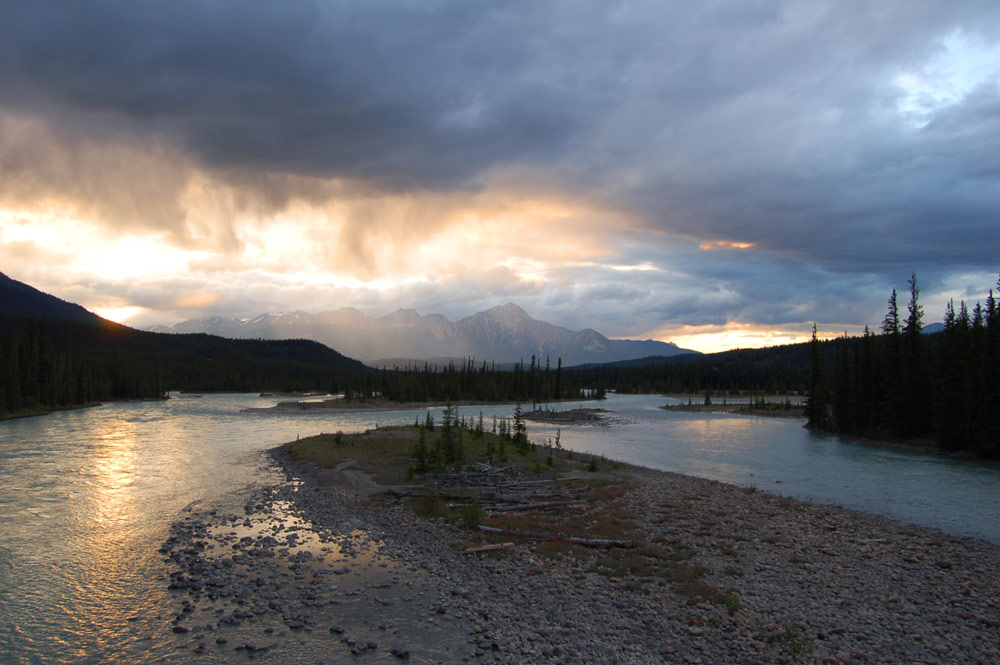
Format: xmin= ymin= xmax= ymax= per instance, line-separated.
xmin=1 ymin=1 xmax=999 ymax=349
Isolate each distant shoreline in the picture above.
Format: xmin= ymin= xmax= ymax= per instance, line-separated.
xmin=0 ymin=397 xmax=168 ymax=422
xmin=660 ymin=393 xmax=807 ymax=419
xmin=0 ymin=402 xmax=101 ymax=421
xmin=660 ymin=403 xmax=807 ymax=418
xmin=241 ymin=396 xmax=602 ymax=415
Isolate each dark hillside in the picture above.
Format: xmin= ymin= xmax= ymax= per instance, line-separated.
xmin=0 ymin=271 xmax=105 ymax=323
xmin=0 ymin=273 xmax=371 ymax=417
xmin=0 ymin=314 xmax=370 ymax=417
xmin=568 ymin=342 xmax=820 ymax=395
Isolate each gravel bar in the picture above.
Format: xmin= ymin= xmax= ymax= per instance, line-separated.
xmin=161 ymin=450 xmax=1000 ymax=664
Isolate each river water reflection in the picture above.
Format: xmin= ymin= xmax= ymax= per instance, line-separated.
xmin=1 ymin=392 xmax=997 ymax=663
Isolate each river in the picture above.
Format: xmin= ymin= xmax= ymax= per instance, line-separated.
xmin=1 ymin=392 xmax=998 ymax=663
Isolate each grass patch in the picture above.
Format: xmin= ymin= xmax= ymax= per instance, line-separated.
xmin=589 ymin=540 xmax=741 ymax=613
xmin=459 ymin=500 xmax=485 ymax=529
xmin=285 ymin=427 xmax=420 ymax=485
xmin=284 ymin=423 xmax=643 ymax=542
xmin=414 ymin=488 xmax=447 ymax=518
xmin=285 ymin=424 xmax=598 ymax=486
xmin=284 ymin=422 xmax=740 ymax=615
xmin=764 ymin=623 xmax=812 ymax=660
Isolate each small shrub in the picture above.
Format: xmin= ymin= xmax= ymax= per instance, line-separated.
xmin=765 ymin=623 xmax=811 ymax=660
xmin=459 ymin=500 xmax=484 ymax=529
xmin=587 ymin=457 xmax=600 ymax=472
xmin=415 ymin=489 xmax=446 ymax=518
xmin=723 ymin=594 xmax=741 ymax=614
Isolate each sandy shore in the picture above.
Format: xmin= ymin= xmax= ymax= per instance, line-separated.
xmin=161 ymin=447 xmax=1000 ymax=664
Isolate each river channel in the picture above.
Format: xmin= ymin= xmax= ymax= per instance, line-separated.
xmin=1 ymin=392 xmax=998 ymax=663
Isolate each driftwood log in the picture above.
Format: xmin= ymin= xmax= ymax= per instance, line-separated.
xmin=486 ymin=500 xmax=587 ymax=512
xmin=477 ymin=525 xmax=633 ymax=549
xmin=463 ymin=542 xmax=516 ymax=554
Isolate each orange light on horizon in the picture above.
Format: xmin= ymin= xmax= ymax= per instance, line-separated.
xmin=91 ymin=305 xmax=144 ymax=323
xmin=641 ymin=322 xmax=863 ymax=354
xmin=698 ymin=240 xmax=756 ymax=251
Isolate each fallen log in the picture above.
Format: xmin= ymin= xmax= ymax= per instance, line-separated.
xmin=487 ymin=500 xmax=587 ymax=512
xmin=477 ymin=525 xmax=633 ymax=549
xmin=383 ymin=489 xmax=478 ymax=501
xmin=463 ymin=542 xmax=516 ymax=554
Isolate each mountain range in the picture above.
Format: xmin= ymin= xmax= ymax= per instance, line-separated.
xmin=149 ymin=303 xmax=698 ymax=366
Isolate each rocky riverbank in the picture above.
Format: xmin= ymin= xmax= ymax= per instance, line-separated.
xmin=162 ymin=449 xmax=1000 ymax=664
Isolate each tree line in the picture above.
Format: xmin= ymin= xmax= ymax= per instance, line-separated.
xmin=567 ymin=345 xmax=811 ymax=396
xmin=364 ymin=355 xmax=588 ymax=404
xmin=0 ymin=315 xmax=597 ymax=419
xmin=807 ymin=274 xmax=1000 ymax=457
xmin=0 ymin=315 xmax=369 ymax=418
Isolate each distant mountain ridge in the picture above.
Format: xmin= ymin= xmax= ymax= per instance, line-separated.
xmin=149 ymin=303 xmax=698 ymax=366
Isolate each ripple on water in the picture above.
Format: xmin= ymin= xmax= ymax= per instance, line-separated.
xmin=0 ymin=547 xmax=11 ymax=587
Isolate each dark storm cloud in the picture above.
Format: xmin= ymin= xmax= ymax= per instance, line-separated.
xmin=0 ymin=0 xmax=578 ymax=188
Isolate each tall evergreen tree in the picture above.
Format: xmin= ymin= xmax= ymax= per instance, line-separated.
xmin=880 ymin=288 xmax=905 ymax=437
xmin=806 ymin=324 xmax=829 ymax=428
xmin=900 ymin=273 xmax=930 ymax=438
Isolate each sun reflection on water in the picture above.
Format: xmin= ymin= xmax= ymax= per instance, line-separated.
xmin=84 ymin=421 xmax=139 ymax=525
xmin=65 ymin=419 xmax=150 ymax=657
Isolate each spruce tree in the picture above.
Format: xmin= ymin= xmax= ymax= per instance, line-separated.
xmin=806 ymin=324 xmax=829 ymax=428
xmin=881 ymin=288 xmax=904 ymax=437
xmin=900 ymin=273 xmax=930 ymax=438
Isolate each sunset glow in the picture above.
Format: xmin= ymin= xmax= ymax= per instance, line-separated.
xmin=91 ymin=306 xmax=145 ymax=324
xmin=650 ymin=323 xmax=865 ymax=355
xmin=1 ymin=2 xmax=996 ymax=353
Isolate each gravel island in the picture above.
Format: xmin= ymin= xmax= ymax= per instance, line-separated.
xmin=162 ymin=438 xmax=1000 ymax=664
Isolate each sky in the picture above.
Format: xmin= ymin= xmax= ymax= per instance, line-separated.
xmin=1 ymin=1 xmax=998 ymax=353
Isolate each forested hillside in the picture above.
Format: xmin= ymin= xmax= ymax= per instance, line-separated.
xmin=568 ymin=344 xmax=813 ymax=396
xmin=808 ymin=274 xmax=1000 ymax=457
xmin=0 ymin=315 xmax=369 ymax=418
xmin=0 ymin=272 xmax=105 ymax=323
